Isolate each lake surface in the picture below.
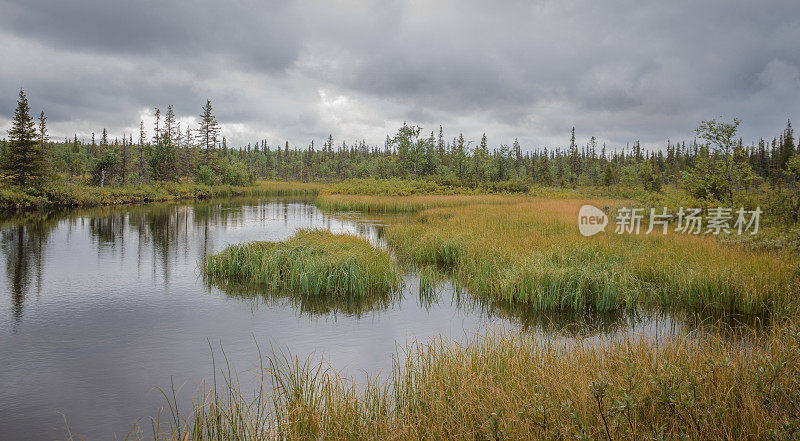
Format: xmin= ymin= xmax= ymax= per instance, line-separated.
xmin=0 ymin=197 xmax=685 ymax=440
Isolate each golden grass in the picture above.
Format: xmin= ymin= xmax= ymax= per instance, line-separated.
xmin=314 ymin=193 xmax=530 ymax=214
xmin=150 ymin=319 xmax=800 ymax=440
xmin=386 ymin=198 xmax=799 ymax=314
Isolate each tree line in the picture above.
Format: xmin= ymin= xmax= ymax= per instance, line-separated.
xmin=2 ymin=90 xmax=799 ymax=222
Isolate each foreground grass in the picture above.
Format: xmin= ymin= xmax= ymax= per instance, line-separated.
xmin=149 ymin=319 xmax=800 ymax=441
xmin=0 ymin=180 xmax=324 ymax=212
xmin=202 ymin=229 xmax=400 ymax=300
xmin=385 ymin=198 xmax=799 ymax=315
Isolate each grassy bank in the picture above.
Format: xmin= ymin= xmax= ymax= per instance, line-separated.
xmin=324 ymin=178 xmax=530 ymax=196
xmin=0 ymin=180 xmax=324 ymax=212
xmin=385 ymin=199 xmax=798 ymax=315
xmin=151 ymin=318 xmax=800 ymax=441
xmin=314 ymin=178 xmax=534 ymax=213
xmin=202 ymin=229 xmax=400 ymax=300
xmin=315 ymin=193 xmax=531 ymax=214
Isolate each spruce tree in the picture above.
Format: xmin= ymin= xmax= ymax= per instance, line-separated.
xmin=38 ymin=111 xmax=48 ymax=156
xmin=199 ymin=99 xmax=219 ymax=158
xmin=1 ymin=90 xmax=48 ymax=186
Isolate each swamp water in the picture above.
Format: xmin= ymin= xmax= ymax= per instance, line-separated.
xmin=0 ymin=197 xmax=701 ymax=440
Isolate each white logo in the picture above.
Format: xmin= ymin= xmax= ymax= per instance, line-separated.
xmin=578 ymin=205 xmax=608 ymax=236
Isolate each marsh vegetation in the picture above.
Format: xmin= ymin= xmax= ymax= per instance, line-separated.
xmin=150 ymin=191 xmax=800 ymax=441
xmin=151 ymin=317 xmax=800 ymax=441
xmin=203 ymin=228 xmax=400 ymax=303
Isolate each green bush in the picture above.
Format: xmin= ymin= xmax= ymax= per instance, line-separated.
xmin=195 ymin=165 xmax=218 ymax=186
xmin=218 ymin=157 xmax=252 ymax=186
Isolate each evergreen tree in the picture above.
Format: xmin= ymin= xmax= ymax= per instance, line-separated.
xmin=38 ymin=111 xmax=48 ymax=157
xmin=149 ymin=132 xmax=177 ymax=181
xmin=120 ymin=134 xmax=129 ymax=184
xmin=199 ymin=99 xmax=219 ymax=159
xmin=779 ymin=119 xmax=795 ymax=170
xmin=152 ymin=108 xmax=161 ymax=145
xmin=164 ymin=105 xmax=177 ymax=146
xmin=1 ymin=90 xmax=48 ymax=186
xmin=138 ymin=120 xmax=148 ymax=180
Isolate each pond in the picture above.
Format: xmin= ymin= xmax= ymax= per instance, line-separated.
xmin=0 ymin=197 xmax=691 ymax=440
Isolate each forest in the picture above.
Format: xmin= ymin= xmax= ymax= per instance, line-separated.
xmin=1 ymin=90 xmax=799 ymax=223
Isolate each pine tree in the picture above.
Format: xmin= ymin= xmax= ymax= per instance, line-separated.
xmin=38 ymin=111 xmax=48 ymax=157
xmin=120 ymin=134 xmax=129 ymax=184
xmin=199 ymin=100 xmax=219 ymax=157
xmin=100 ymin=128 xmax=108 ymax=154
xmin=437 ymin=125 xmax=446 ymax=166
xmin=149 ymin=132 xmax=177 ymax=181
xmin=1 ymin=90 xmax=48 ymax=186
xmin=779 ymin=119 xmax=795 ymax=170
xmin=164 ymin=105 xmax=177 ymax=146
xmin=152 ymin=108 xmax=161 ymax=145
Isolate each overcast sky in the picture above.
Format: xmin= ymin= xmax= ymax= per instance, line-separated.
xmin=1 ymin=0 xmax=798 ymax=151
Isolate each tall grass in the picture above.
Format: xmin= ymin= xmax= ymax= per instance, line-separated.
xmin=202 ymin=229 xmax=401 ymax=300
xmin=386 ymin=199 xmax=799 ymax=315
xmin=147 ymin=318 xmax=800 ymax=440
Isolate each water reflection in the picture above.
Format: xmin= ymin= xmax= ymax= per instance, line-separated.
xmin=0 ymin=216 xmax=55 ymax=324
xmin=415 ymin=271 xmax=770 ymax=339
xmin=214 ymin=281 xmax=400 ymax=318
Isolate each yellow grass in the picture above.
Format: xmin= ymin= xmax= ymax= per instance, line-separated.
xmin=386 ymin=198 xmax=799 ymax=314
xmin=150 ymin=319 xmax=800 ymax=440
xmin=315 ymin=193 xmax=530 ymax=214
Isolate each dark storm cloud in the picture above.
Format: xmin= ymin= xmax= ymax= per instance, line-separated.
xmin=1 ymin=0 xmax=301 ymax=70
xmin=0 ymin=0 xmax=798 ymax=148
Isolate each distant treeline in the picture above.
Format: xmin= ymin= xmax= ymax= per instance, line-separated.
xmin=1 ymin=91 xmax=799 ymax=221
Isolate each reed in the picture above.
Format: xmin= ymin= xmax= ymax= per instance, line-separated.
xmin=148 ymin=317 xmax=800 ymax=440
xmin=202 ymin=229 xmax=401 ymax=300
xmin=386 ymin=199 xmax=799 ymax=315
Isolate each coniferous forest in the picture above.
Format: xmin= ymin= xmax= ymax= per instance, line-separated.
xmin=2 ymin=90 xmax=798 ymax=223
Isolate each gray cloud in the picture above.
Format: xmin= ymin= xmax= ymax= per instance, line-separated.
xmin=1 ymin=0 xmax=798 ymax=150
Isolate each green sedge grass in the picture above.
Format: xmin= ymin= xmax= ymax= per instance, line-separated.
xmin=202 ymin=228 xmax=401 ymax=301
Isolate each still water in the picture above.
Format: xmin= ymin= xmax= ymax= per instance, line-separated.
xmin=0 ymin=197 xmax=679 ymax=440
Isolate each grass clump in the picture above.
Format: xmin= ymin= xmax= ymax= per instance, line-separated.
xmin=202 ymin=229 xmax=401 ymax=300
xmin=386 ymin=198 xmax=799 ymax=314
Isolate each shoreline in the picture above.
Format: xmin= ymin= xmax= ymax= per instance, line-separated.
xmin=0 ymin=180 xmax=325 ymax=214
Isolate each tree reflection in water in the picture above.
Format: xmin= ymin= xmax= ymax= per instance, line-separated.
xmin=1 ymin=215 xmax=55 ymax=325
